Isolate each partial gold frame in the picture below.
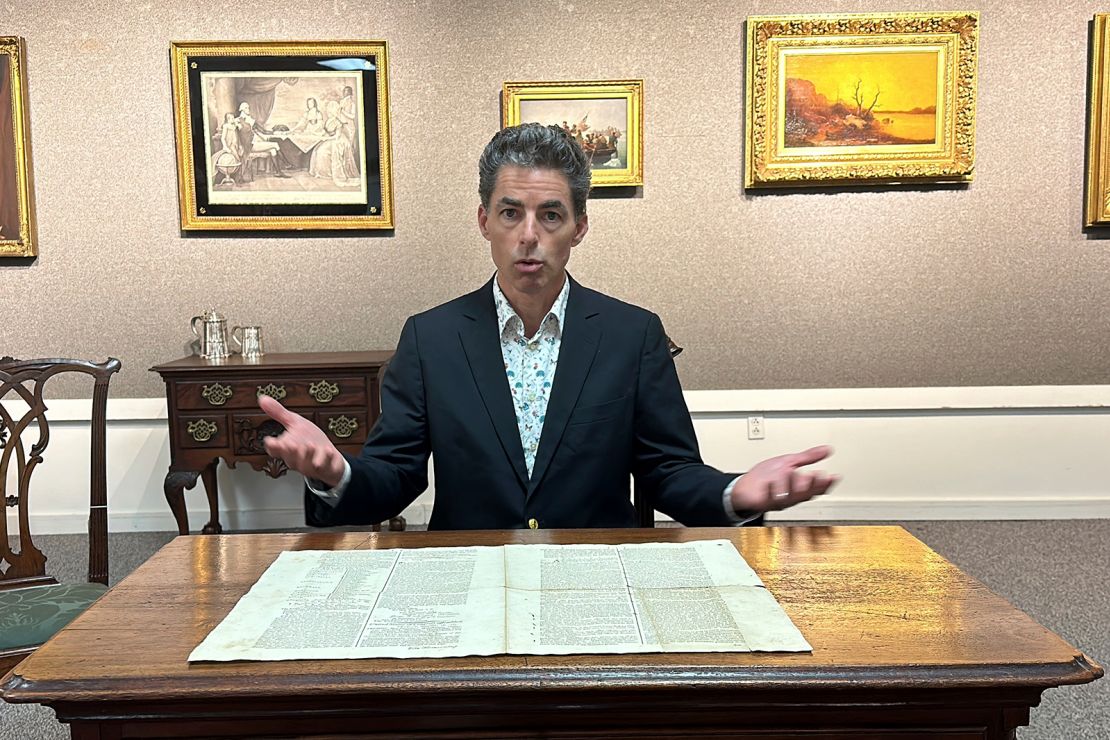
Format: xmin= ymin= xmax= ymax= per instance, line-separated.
xmin=745 ymin=12 xmax=978 ymax=188
xmin=502 ymin=79 xmax=644 ymax=188
xmin=1086 ymin=15 xmax=1110 ymax=226
xmin=170 ymin=40 xmax=394 ymax=231
xmin=0 ymin=37 xmax=37 ymax=257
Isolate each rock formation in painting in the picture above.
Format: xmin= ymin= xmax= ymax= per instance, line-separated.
xmin=784 ymin=77 xmax=934 ymax=147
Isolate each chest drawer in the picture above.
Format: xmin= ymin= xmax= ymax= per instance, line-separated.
xmin=176 ymin=413 xmax=228 ymax=449
xmin=316 ymin=410 xmax=369 ymax=447
xmin=175 ymin=377 xmax=369 ymax=411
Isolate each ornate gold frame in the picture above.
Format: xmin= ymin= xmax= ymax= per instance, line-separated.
xmin=170 ymin=41 xmax=394 ymax=231
xmin=745 ymin=12 xmax=978 ymax=188
xmin=0 ymin=37 xmax=37 ymax=257
xmin=502 ymin=79 xmax=644 ymax=188
xmin=1086 ymin=15 xmax=1110 ymax=226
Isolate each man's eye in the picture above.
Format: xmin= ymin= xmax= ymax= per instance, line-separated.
xmin=543 ymin=211 xmax=561 ymax=222
xmin=502 ymin=208 xmax=517 ymax=219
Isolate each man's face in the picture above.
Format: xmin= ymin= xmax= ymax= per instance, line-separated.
xmin=478 ymin=165 xmax=588 ymax=303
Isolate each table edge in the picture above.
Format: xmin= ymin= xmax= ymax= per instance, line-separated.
xmin=2 ymin=652 xmax=1102 ymax=704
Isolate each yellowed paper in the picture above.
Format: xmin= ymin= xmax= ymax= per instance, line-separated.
xmin=189 ymin=540 xmax=810 ymax=663
xmin=504 ymin=540 xmax=810 ymax=654
xmin=189 ymin=547 xmax=505 ymax=661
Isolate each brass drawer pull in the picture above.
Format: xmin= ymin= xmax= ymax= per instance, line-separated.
xmin=328 ymin=416 xmax=359 ymax=439
xmin=201 ymin=383 xmax=233 ymax=406
xmin=187 ymin=419 xmax=219 ymax=443
xmin=309 ymin=380 xmax=340 ymax=404
xmin=256 ymin=383 xmax=287 ymax=400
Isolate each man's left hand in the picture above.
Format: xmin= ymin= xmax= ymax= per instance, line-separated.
xmin=730 ymin=445 xmax=839 ymax=514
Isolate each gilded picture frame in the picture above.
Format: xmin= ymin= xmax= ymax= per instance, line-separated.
xmin=1086 ymin=15 xmax=1110 ymax=226
xmin=170 ymin=41 xmax=394 ymax=231
xmin=0 ymin=37 xmax=37 ymax=257
xmin=502 ymin=80 xmax=644 ymax=188
xmin=745 ymin=12 xmax=978 ymax=188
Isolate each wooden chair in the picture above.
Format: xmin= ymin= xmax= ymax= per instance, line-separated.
xmin=0 ymin=357 xmax=121 ymax=675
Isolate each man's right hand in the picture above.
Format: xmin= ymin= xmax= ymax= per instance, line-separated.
xmin=258 ymin=394 xmax=346 ymax=488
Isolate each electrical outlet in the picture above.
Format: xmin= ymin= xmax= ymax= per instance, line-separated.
xmin=747 ymin=415 xmax=765 ymax=440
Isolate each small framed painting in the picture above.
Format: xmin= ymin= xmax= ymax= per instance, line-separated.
xmin=745 ymin=12 xmax=978 ymax=188
xmin=502 ymin=79 xmax=644 ymax=187
xmin=170 ymin=40 xmax=394 ymax=231
xmin=0 ymin=37 xmax=37 ymax=257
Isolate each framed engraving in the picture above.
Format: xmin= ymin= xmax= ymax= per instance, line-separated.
xmin=745 ymin=12 xmax=978 ymax=188
xmin=170 ymin=41 xmax=394 ymax=231
xmin=0 ymin=37 xmax=37 ymax=257
xmin=502 ymin=79 xmax=644 ymax=188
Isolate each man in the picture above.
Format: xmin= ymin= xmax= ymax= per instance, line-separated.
xmin=236 ymin=102 xmax=292 ymax=180
xmin=260 ymin=123 xmax=839 ymax=529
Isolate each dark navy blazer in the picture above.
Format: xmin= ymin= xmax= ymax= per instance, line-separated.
xmin=305 ymin=276 xmax=741 ymax=530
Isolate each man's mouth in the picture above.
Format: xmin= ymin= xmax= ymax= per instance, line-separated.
xmin=515 ymin=259 xmax=543 ymax=274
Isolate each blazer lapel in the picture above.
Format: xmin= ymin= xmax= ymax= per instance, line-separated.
xmin=458 ymin=280 xmax=530 ymax=490
xmin=528 ymin=278 xmax=602 ymax=497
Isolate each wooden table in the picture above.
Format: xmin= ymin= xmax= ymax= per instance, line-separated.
xmin=151 ymin=351 xmax=396 ymax=535
xmin=1 ymin=527 xmax=1101 ymax=739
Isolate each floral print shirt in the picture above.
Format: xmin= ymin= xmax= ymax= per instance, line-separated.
xmin=493 ymin=277 xmax=570 ymax=478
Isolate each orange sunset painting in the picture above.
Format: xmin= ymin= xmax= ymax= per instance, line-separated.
xmin=783 ymin=49 xmax=939 ymax=148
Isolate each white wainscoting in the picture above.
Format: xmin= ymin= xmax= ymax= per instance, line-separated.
xmin=6 ymin=387 xmax=1110 ymax=534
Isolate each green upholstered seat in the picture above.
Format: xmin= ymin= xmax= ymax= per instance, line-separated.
xmin=0 ymin=583 xmax=109 ymax=651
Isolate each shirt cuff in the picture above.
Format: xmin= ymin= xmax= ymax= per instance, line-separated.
xmin=723 ymin=475 xmax=762 ymax=526
xmin=306 ymin=458 xmax=352 ymax=506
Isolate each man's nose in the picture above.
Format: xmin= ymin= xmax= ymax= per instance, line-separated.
xmin=520 ymin=213 xmax=540 ymax=244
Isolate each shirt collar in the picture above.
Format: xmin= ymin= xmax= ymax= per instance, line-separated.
xmin=492 ymin=276 xmax=571 ymax=341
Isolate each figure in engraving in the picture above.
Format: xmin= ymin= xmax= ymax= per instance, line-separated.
xmin=202 ymin=73 xmax=367 ymax=202
xmin=236 ymin=101 xmax=292 ymax=181
xmin=308 ymin=100 xmax=359 ymax=186
xmin=212 ymin=113 xmax=243 ymax=186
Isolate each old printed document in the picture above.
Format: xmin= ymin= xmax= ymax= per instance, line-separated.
xmin=189 ymin=540 xmax=810 ymax=662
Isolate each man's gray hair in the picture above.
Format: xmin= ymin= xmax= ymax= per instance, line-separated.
xmin=478 ymin=123 xmax=592 ymax=219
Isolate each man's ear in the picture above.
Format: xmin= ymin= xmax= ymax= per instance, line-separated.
xmin=477 ymin=204 xmax=490 ymax=240
xmin=571 ymin=213 xmax=589 ymax=247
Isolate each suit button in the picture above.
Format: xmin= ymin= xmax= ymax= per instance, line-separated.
xmin=527 ymin=518 xmax=539 ymax=530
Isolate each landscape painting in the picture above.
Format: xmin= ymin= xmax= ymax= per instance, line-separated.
xmin=783 ymin=49 xmax=940 ymax=149
xmin=745 ymin=12 xmax=978 ymax=188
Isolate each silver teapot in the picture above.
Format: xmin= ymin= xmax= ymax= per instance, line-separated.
xmin=191 ymin=309 xmax=230 ymax=360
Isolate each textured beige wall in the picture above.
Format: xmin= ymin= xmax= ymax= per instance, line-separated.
xmin=1 ymin=0 xmax=1108 ymax=398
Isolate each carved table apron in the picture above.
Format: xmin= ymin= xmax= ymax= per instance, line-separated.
xmin=151 ymin=351 xmax=397 ymax=534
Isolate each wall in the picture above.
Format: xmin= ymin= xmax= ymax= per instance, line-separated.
xmin=3 ymin=2 xmax=1109 ymax=533
xmin=8 ymin=387 xmax=1109 ymax=535
xmin=1 ymin=0 xmax=1108 ymax=396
